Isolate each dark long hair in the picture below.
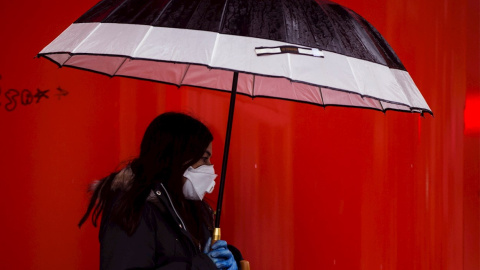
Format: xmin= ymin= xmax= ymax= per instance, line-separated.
xmin=79 ymin=112 xmax=214 ymax=240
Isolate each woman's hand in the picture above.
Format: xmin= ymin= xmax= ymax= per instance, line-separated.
xmin=204 ymin=239 xmax=238 ymax=270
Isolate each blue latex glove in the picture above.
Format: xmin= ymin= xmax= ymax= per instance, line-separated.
xmin=204 ymin=238 xmax=238 ymax=270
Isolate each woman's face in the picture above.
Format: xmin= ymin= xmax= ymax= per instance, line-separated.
xmin=191 ymin=142 xmax=213 ymax=169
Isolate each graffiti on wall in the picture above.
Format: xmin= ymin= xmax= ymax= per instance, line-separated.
xmin=0 ymin=74 xmax=69 ymax=112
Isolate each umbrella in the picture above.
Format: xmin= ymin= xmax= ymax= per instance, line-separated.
xmin=37 ymin=0 xmax=432 ymax=241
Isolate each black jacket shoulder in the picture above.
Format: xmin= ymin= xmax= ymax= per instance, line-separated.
xmin=99 ymin=183 xmax=217 ymax=270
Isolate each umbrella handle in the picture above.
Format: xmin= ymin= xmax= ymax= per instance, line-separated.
xmin=212 ymin=227 xmax=221 ymax=245
xmin=211 ymin=227 xmax=251 ymax=270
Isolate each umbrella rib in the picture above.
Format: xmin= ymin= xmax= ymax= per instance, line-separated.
xmin=151 ymin=0 xmax=175 ymax=25
xmin=60 ymin=55 xmax=74 ymax=67
xmin=318 ymin=87 xmax=325 ymax=107
xmin=345 ymin=57 xmax=363 ymax=105
xmin=280 ymin=0 xmax=288 ymax=44
xmin=300 ymin=2 xmax=320 ymax=47
xmin=218 ymin=0 xmax=231 ymax=32
xmin=319 ymin=4 xmax=346 ymax=56
xmin=347 ymin=10 xmax=391 ymax=68
xmin=112 ymin=57 xmax=129 ymax=77
xmin=287 ymin=53 xmax=293 ymax=80
xmin=179 ymin=64 xmax=191 ymax=86
xmin=102 ymin=0 xmax=132 ymax=22
xmin=390 ymin=70 xmax=418 ymax=111
xmin=378 ymin=99 xmax=385 ymax=112
xmin=131 ymin=26 xmax=153 ymax=58
xmin=252 ymin=74 xmax=256 ymax=97
xmin=70 ymin=24 xmax=102 ymax=54
xmin=210 ymin=33 xmax=221 ymax=67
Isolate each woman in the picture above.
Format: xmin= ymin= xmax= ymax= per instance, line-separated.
xmin=79 ymin=112 xmax=238 ymax=270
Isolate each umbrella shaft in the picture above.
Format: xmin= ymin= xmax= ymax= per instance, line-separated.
xmin=215 ymin=71 xmax=239 ymax=228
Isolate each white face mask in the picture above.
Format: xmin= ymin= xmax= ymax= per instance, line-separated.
xmin=182 ymin=165 xmax=217 ymax=200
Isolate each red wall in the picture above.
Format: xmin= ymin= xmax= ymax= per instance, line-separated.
xmin=0 ymin=0 xmax=478 ymax=269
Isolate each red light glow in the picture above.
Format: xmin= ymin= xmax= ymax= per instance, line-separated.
xmin=465 ymin=95 xmax=480 ymax=134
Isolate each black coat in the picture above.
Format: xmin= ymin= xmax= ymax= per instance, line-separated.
xmin=99 ymin=181 xmax=217 ymax=270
